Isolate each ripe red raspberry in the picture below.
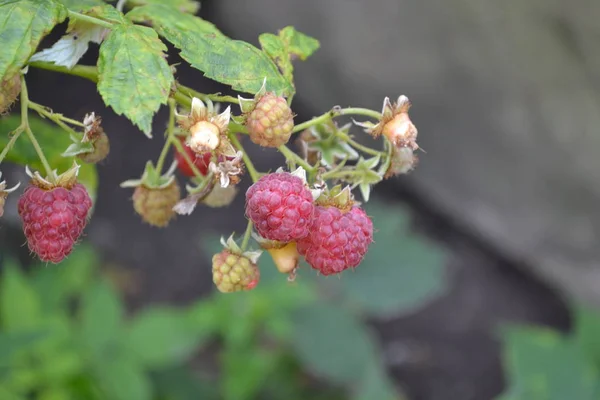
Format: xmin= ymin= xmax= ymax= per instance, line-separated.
xmin=174 ymin=137 xmax=211 ymax=177
xmin=297 ymin=206 xmax=373 ymax=275
xmin=245 ymin=172 xmax=314 ymax=242
xmin=212 ymin=250 xmax=260 ymax=293
xmin=18 ymin=183 xmax=92 ymax=264
xmin=246 ymin=93 xmax=294 ymax=147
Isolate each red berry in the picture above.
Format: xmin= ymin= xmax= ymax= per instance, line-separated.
xmin=245 ymin=172 xmax=314 ymax=242
xmin=18 ymin=184 xmax=92 ymax=264
xmin=297 ymin=206 xmax=373 ymax=276
xmin=175 ymin=138 xmax=211 ymax=177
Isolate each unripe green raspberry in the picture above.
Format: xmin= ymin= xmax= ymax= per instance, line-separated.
xmin=78 ymin=131 xmax=110 ymax=164
xmin=246 ymin=93 xmax=294 ymax=147
xmin=0 ymin=73 xmax=21 ymax=114
xmin=212 ymin=250 xmax=260 ymax=293
xmin=203 ymin=185 xmax=238 ymax=208
xmin=132 ymin=181 xmax=180 ymax=227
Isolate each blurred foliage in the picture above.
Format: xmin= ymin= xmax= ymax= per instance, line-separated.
xmin=0 ymin=199 xmax=446 ymax=400
xmin=498 ymin=307 xmax=600 ymax=400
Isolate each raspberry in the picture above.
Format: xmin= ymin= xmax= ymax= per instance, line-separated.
xmin=203 ymin=185 xmax=237 ymax=208
xmin=212 ymin=250 xmax=260 ymax=293
xmin=18 ymin=183 xmax=92 ymax=264
xmin=175 ymin=137 xmax=211 ymax=177
xmin=132 ymin=181 xmax=180 ymax=227
xmin=297 ymin=206 xmax=373 ymax=275
xmin=78 ymin=131 xmax=110 ymax=164
xmin=245 ymin=172 xmax=314 ymax=242
xmin=246 ymin=93 xmax=294 ymax=147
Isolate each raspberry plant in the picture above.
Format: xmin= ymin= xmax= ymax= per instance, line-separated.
xmin=0 ymin=0 xmax=420 ymax=291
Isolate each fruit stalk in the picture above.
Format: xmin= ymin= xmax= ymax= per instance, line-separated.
xmin=228 ymin=133 xmax=260 ymax=182
xmin=20 ymin=76 xmax=53 ymax=178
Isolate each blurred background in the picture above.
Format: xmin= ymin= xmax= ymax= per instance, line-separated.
xmin=2 ymin=0 xmax=600 ymax=399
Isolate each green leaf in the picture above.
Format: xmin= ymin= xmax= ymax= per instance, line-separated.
xmin=31 ymin=245 xmax=97 ymax=312
xmin=86 ymin=4 xmax=127 ymax=24
xmin=0 ymin=265 xmax=41 ymax=331
xmin=0 ymin=115 xmax=98 ymax=202
xmin=79 ymin=279 xmax=123 ymax=357
xmin=126 ymin=4 xmax=294 ymax=96
xmin=126 ymin=0 xmax=199 ymax=14
xmin=290 ymin=303 xmax=378 ymax=385
xmin=353 ymin=360 xmax=404 ymax=400
xmin=278 ymin=26 xmax=320 ymax=61
xmin=97 ymin=22 xmax=173 ymax=136
xmin=258 ymin=33 xmax=294 ymax=84
xmin=498 ymin=325 xmax=600 ymax=400
xmin=94 ymin=354 xmax=152 ymax=400
xmin=574 ymin=306 xmax=600 ymax=368
xmin=56 ymin=0 xmax=102 ymax=12
xmin=0 ymin=0 xmax=68 ymax=81
xmin=125 ymin=307 xmax=211 ymax=369
xmin=259 ymin=27 xmax=319 ymax=84
xmin=335 ymin=200 xmax=446 ymax=318
xmin=221 ymin=347 xmax=278 ymax=400
xmin=0 ymin=330 xmax=49 ymax=364
xmin=154 ymin=367 xmax=220 ymax=400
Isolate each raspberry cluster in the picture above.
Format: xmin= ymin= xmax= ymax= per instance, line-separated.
xmin=18 ymin=183 xmax=92 ymax=263
xmin=245 ymin=172 xmax=374 ymax=276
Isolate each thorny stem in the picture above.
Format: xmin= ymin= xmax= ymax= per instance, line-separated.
xmin=20 ymin=76 xmax=53 ymax=177
xmin=228 ymin=133 xmax=260 ymax=183
xmin=291 ymin=107 xmax=381 ymax=134
xmin=277 ymin=144 xmax=313 ymax=172
xmin=337 ymin=131 xmax=384 ymax=157
xmin=28 ymin=102 xmax=83 ymax=138
xmin=339 ymin=107 xmax=382 ymax=120
xmin=177 ymin=85 xmax=239 ymax=105
xmin=240 ymin=218 xmax=254 ymax=252
xmin=29 ymin=62 xmax=98 ymax=82
xmin=67 ymin=10 xmax=113 ymax=29
xmin=155 ymin=99 xmax=177 ymax=174
xmin=29 ymin=102 xmax=85 ymax=127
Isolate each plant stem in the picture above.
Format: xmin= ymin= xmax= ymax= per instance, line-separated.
xmin=291 ymin=106 xmax=382 ymax=135
xmin=177 ymin=84 xmax=239 ymax=105
xmin=67 ymin=10 xmax=113 ymax=29
xmin=292 ymin=111 xmax=335 ymax=134
xmin=228 ymin=133 xmax=260 ymax=182
xmin=20 ymin=76 xmax=54 ymax=177
xmin=173 ymin=90 xmax=191 ymax=109
xmin=240 ymin=218 xmax=254 ymax=251
xmin=338 ymin=133 xmax=383 ymax=157
xmin=170 ymin=135 xmax=205 ymax=178
xmin=277 ymin=145 xmax=313 ymax=172
xmin=29 ymin=102 xmax=85 ymax=127
xmin=28 ymin=102 xmax=83 ymax=138
xmin=155 ymin=100 xmax=177 ymax=174
xmin=29 ymin=62 xmax=98 ymax=82
xmin=339 ymin=107 xmax=382 ymax=120
xmin=116 ymin=0 xmax=127 ymax=12
xmin=167 ymin=99 xmax=206 ymax=179
xmin=0 ymin=127 xmax=24 ymax=164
